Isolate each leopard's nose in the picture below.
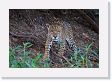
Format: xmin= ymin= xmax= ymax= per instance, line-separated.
xmin=54 ymin=35 xmax=57 ymax=39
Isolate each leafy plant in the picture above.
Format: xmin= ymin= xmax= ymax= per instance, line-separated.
xmin=9 ymin=42 xmax=51 ymax=68
xmin=9 ymin=42 xmax=33 ymax=68
xmin=9 ymin=42 xmax=98 ymax=68
xmin=68 ymin=42 xmax=98 ymax=68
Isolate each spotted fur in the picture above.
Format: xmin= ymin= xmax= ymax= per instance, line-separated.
xmin=42 ymin=19 xmax=77 ymax=61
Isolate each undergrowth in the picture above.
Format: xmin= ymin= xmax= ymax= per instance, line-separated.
xmin=9 ymin=42 xmax=99 ymax=68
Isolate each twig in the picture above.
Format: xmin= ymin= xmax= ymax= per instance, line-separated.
xmin=50 ymin=50 xmax=73 ymax=66
xmin=76 ymin=10 xmax=99 ymax=33
xmin=9 ymin=31 xmax=45 ymax=46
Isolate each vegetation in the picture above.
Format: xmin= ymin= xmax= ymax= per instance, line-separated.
xmin=9 ymin=42 xmax=98 ymax=68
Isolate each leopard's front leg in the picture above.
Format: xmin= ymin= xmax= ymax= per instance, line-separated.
xmin=58 ymin=40 xmax=66 ymax=57
xmin=58 ymin=40 xmax=72 ymax=66
xmin=42 ymin=34 xmax=52 ymax=61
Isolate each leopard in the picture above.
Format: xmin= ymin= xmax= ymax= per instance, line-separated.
xmin=42 ymin=18 xmax=77 ymax=66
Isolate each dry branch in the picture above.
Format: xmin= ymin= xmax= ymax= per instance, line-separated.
xmin=76 ymin=10 xmax=99 ymax=33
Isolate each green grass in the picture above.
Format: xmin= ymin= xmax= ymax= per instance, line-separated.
xmin=9 ymin=42 xmax=99 ymax=68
